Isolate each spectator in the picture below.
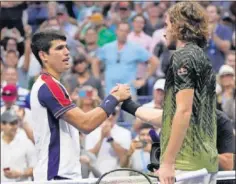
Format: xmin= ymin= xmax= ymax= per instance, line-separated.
xmin=143 ymin=79 xmax=165 ymax=109
xmin=216 ymin=110 xmax=235 ymax=171
xmin=77 ymin=13 xmax=116 ymax=48
xmin=1 ymin=29 xmax=25 ymax=57
xmin=117 ymin=2 xmax=135 ymax=26
xmin=128 ymin=14 xmax=153 ymax=95
xmin=222 ymin=91 xmax=235 ymax=123
xmin=0 ymin=2 xmax=27 ymax=36
xmin=85 ymin=108 xmax=132 ymax=175
xmin=1 ymin=84 xmax=34 ymax=142
xmin=66 ymin=55 xmax=104 ymax=99
xmin=206 ymin=4 xmax=233 ymax=72
xmin=26 ymin=2 xmax=48 ymax=33
xmin=225 ymin=50 xmax=235 ymax=72
xmin=92 ymin=22 xmax=158 ymax=98
xmin=4 ymin=50 xmax=19 ymax=68
xmin=121 ymin=123 xmax=154 ymax=173
xmin=217 ymin=65 xmax=235 ymax=111
xmin=1 ymin=109 xmax=36 ymax=182
xmin=56 ymin=3 xmax=80 ymax=57
xmin=81 ymin=27 xmax=99 ymax=59
xmin=1 ymin=67 xmax=30 ymax=108
xmin=144 ymin=2 xmax=164 ymax=36
xmin=17 ymin=25 xmax=41 ymax=89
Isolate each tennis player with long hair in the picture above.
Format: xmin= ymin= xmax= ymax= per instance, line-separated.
xmin=120 ymin=2 xmax=218 ymax=184
xmin=30 ymin=29 xmax=131 ymax=181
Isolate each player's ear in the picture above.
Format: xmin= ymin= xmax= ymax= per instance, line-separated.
xmin=38 ymin=51 xmax=48 ymax=64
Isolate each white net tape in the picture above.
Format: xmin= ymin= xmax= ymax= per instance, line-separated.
xmin=3 ymin=171 xmax=235 ymax=184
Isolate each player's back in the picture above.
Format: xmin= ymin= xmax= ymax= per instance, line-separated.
xmin=30 ymin=73 xmax=81 ymax=181
xmin=161 ymin=43 xmax=218 ymax=172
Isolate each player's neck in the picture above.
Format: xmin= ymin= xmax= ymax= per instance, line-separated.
xmin=176 ymin=40 xmax=186 ymax=49
xmin=42 ymin=68 xmax=61 ymax=81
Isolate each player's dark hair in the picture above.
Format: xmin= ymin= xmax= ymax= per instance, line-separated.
xmin=139 ymin=123 xmax=154 ymax=131
xmin=31 ymin=29 xmax=66 ymax=67
xmin=168 ymin=2 xmax=209 ymax=48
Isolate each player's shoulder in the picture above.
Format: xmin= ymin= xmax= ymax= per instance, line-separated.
xmin=173 ymin=43 xmax=206 ymax=63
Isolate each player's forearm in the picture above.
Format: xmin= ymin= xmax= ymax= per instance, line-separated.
xmin=162 ymin=110 xmax=191 ymax=164
xmin=65 ymin=107 xmax=107 ymax=134
xmin=135 ymin=107 xmax=163 ymax=127
xmin=121 ymin=99 xmax=162 ymax=127
xmin=218 ymin=153 xmax=234 ymax=170
xmin=64 ymin=95 xmax=119 ymax=134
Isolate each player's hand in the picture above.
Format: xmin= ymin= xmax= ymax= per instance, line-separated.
xmin=158 ymin=163 xmax=175 ymax=184
xmin=110 ymin=84 xmax=131 ymax=102
xmin=4 ymin=169 xmax=22 ymax=179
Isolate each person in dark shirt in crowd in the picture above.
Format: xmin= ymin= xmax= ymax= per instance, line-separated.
xmin=206 ymin=4 xmax=233 ymax=72
xmin=216 ymin=110 xmax=235 ymax=171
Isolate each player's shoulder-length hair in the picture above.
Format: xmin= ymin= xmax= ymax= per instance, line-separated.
xmin=168 ymin=2 xmax=209 ymax=48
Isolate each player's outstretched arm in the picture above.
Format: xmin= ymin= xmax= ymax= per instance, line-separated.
xmin=121 ymin=99 xmax=163 ymax=127
xmin=63 ymin=84 xmax=131 ymax=134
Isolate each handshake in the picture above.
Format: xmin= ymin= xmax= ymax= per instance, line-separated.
xmin=109 ymin=84 xmax=132 ymax=102
xmin=100 ymin=84 xmax=140 ymax=118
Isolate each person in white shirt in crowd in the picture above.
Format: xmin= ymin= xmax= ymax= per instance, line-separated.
xmin=133 ymin=79 xmax=165 ymax=133
xmin=121 ymin=123 xmax=154 ymax=173
xmin=1 ymin=84 xmax=34 ymax=142
xmin=1 ymin=67 xmax=30 ymax=108
xmin=1 ymin=109 xmax=36 ymax=182
xmin=217 ymin=65 xmax=235 ymax=111
xmin=85 ymin=107 xmax=132 ymax=175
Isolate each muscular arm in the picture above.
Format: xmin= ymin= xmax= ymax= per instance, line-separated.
xmin=63 ymin=107 xmax=109 ymax=134
xmin=135 ymin=107 xmax=163 ymax=127
xmin=162 ymin=89 xmax=194 ymax=164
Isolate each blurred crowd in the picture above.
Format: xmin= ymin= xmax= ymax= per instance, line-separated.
xmin=0 ymin=1 xmax=235 ymax=182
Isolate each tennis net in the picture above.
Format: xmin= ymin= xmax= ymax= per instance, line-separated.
xmin=3 ymin=171 xmax=235 ymax=184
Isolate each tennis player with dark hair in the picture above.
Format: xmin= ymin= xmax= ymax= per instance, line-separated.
xmin=30 ymin=29 xmax=131 ymax=181
xmin=120 ymin=2 xmax=218 ymax=184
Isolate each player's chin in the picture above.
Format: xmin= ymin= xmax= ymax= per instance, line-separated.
xmin=62 ymin=62 xmax=71 ymax=71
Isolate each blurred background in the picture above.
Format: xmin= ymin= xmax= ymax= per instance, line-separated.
xmin=0 ymin=1 xmax=235 ymax=182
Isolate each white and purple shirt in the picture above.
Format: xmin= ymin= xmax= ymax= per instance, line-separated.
xmin=30 ymin=73 xmax=81 ymax=181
